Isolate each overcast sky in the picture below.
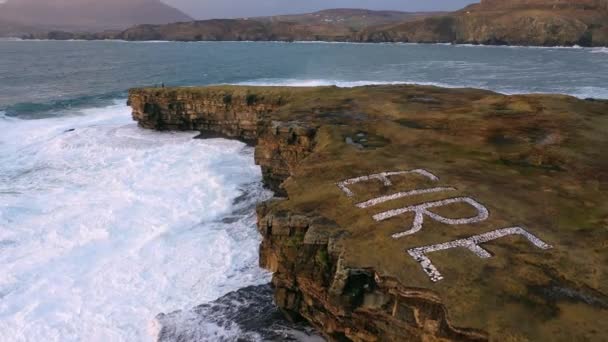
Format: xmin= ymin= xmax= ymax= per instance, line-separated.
xmin=164 ymin=0 xmax=476 ymax=19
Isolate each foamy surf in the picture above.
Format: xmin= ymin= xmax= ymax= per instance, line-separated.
xmin=591 ymin=47 xmax=608 ymax=54
xmin=236 ymin=78 xmax=608 ymax=99
xmin=236 ymin=79 xmax=458 ymax=89
xmin=0 ymin=100 xmax=275 ymax=341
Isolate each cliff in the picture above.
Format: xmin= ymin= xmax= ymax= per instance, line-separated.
xmin=129 ymin=85 xmax=608 ymax=341
xmin=359 ymin=0 xmax=608 ymax=46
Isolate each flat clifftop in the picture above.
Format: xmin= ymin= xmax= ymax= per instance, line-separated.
xmin=129 ymin=85 xmax=608 ymax=341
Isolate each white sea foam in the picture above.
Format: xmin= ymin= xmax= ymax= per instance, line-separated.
xmin=236 ymin=78 xmax=458 ymax=89
xmin=591 ymin=47 xmax=608 ymax=54
xmin=236 ymin=78 xmax=608 ymax=99
xmin=0 ymin=101 xmax=272 ymax=341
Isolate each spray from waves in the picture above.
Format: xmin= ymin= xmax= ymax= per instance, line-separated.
xmin=155 ymin=284 xmax=323 ymax=342
xmin=1 ymin=91 xmax=125 ymax=119
xmin=591 ymin=47 xmax=608 ymax=54
xmin=236 ymin=78 xmax=608 ymax=99
xmin=0 ymin=100 xmax=276 ymax=342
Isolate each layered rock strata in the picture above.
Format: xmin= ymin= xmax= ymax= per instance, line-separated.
xmin=129 ymin=85 xmax=608 ymax=341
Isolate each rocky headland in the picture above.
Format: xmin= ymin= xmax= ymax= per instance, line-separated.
xmin=128 ymin=85 xmax=608 ymax=341
xmin=26 ymin=1 xmax=608 ymax=47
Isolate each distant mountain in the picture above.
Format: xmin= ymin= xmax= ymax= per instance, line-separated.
xmin=0 ymin=0 xmax=192 ymax=34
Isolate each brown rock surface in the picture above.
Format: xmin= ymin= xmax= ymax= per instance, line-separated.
xmin=129 ymin=85 xmax=608 ymax=341
xmin=360 ymin=0 xmax=608 ymax=46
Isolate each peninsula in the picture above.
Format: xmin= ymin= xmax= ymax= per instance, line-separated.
xmin=128 ymin=84 xmax=608 ymax=341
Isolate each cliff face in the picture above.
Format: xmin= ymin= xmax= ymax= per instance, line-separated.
xmin=128 ymin=87 xmax=316 ymax=195
xmin=359 ymin=1 xmax=608 ymax=46
xmin=128 ymin=85 xmax=608 ymax=341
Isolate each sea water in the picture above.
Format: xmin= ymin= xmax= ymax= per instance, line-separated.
xmin=0 ymin=41 xmax=607 ymax=342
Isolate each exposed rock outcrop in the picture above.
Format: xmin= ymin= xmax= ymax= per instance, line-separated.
xmin=359 ymin=0 xmax=608 ymax=46
xmin=129 ymin=85 xmax=608 ymax=341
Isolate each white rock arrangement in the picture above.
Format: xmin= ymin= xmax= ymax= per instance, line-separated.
xmin=336 ymin=168 xmax=553 ymax=282
xmin=373 ymin=197 xmax=490 ymax=238
xmin=336 ymin=169 xmax=439 ymax=197
xmin=356 ymin=186 xmax=456 ymax=208
xmin=407 ymin=227 xmax=553 ymax=282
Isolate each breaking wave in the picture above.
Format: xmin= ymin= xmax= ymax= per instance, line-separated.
xmin=237 ymin=78 xmax=608 ymax=99
xmin=0 ymin=100 xmax=279 ymax=341
xmin=237 ymin=78 xmax=459 ymax=89
xmin=591 ymin=47 xmax=608 ymax=54
xmin=155 ymin=285 xmax=323 ymax=342
xmin=1 ymin=92 xmax=124 ymax=119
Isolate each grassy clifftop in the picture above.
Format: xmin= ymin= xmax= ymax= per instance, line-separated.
xmin=129 ymin=84 xmax=608 ymax=341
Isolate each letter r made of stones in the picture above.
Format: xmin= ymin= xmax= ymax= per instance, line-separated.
xmin=373 ymin=197 xmax=490 ymax=239
xmin=407 ymin=227 xmax=552 ymax=282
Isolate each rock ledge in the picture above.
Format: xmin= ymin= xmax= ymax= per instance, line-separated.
xmin=129 ymin=85 xmax=608 ymax=341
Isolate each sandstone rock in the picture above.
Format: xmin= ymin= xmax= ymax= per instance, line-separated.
xmin=129 ymin=85 xmax=608 ymax=341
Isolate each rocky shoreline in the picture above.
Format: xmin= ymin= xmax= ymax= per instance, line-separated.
xmin=128 ymin=85 xmax=608 ymax=341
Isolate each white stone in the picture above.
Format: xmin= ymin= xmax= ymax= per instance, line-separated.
xmin=356 ymin=187 xmax=456 ymax=209
xmin=407 ymin=227 xmax=553 ymax=282
xmin=373 ymin=197 xmax=490 ymax=238
xmin=336 ymin=169 xmax=439 ymax=197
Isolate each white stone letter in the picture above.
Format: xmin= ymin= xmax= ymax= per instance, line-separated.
xmin=407 ymin=227 xmax=552 ymax=282
xmin=336 ymin=169 xmax=439 ymax=197
xmin=373 ymin=197 xmax=490 ymax=238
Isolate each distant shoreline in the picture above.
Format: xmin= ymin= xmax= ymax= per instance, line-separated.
xmin=2 ymin=38 xmax=607 ymax=49
xmin=3 ymin=2 xmax=608 ymax=48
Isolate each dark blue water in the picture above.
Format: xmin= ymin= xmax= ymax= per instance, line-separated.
xmin=1 ymin=41 xmax=607 ymax=115
xmin=0 ymin=40 xmax=607 ymax=342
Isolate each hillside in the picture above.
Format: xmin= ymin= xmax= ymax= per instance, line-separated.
xmin=359 ymin=0 xmax=608 ymax=46
xmin=113 ymin=9 xmax=438 ymax=42
xmin=0 ymin=0 xmax=192 ymax=34
xmin=100 ymin=1 xmax=608 ymax=46
xmin=9 ymin=1 xmax=608 ymax=46
xmin=255 ymin=9 xmax=444 ymax=30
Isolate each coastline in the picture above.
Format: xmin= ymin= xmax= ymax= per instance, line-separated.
xmin=4 ymin=37 xmax=608 ymax=48
xmin=128 ymin=84 xmax=608 ymax=341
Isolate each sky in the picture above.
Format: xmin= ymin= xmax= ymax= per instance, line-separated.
xmin=164 ymin=0 xmax=476 ymax=19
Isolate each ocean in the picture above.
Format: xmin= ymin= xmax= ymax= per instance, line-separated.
xmin=0 ymin=40 xmax=607 ymax=342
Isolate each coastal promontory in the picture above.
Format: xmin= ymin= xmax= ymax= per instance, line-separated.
xmin=128 ymin=85 xmax=608 ymax=341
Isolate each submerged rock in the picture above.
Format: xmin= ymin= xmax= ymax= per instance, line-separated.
xmin=155 ymin=284 xmax=322 ymax=342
